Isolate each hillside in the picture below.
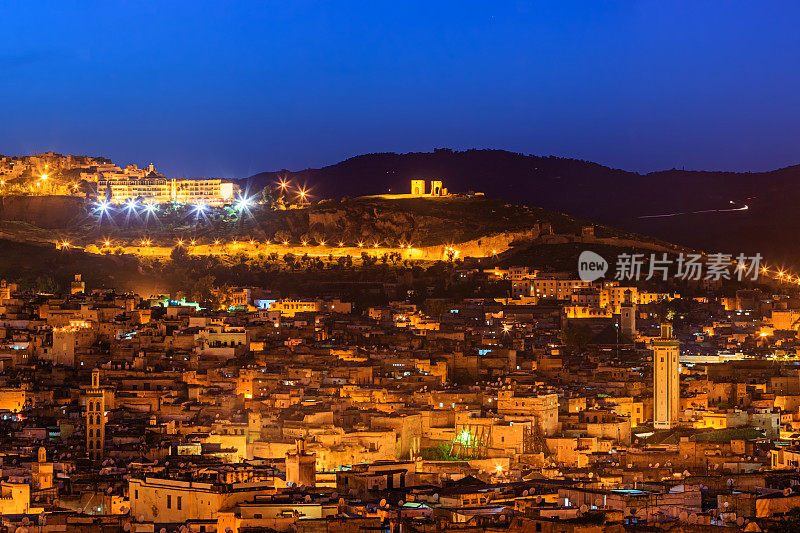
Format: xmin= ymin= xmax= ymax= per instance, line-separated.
xmin=243 ymin=149 xmax=800 ymax=266
xmin=0 ymin=194 xmax=676 ymax=255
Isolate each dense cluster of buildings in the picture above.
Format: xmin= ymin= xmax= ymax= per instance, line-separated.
xmin=1 ymin=265 xmax=800 ymax=532
xmin=0 ymin=151 xmax=238 ymax=206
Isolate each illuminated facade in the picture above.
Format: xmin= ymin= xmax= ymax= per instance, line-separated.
xmin=409 ymin=179 xmax=448 ymax=197
xmin=85 ymin=369 xmax=106 ymax=460
xmin=97 ymin=178 xmax=237 ymax=205
xmin=653 ymin=323 xmax=680 ymax=430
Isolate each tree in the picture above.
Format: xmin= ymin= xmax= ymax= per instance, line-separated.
xmin=560 ymin=323 xmax=594 ymax=352
xmin=260 ymin=186 xmax=275 ymax=208
xmin=170 ymin=245 xmax=190 ymax=264
xmin=190 ymin=275 xmax=218 ymax=308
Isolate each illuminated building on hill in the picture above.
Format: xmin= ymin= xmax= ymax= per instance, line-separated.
xmin=97 ymin=177 xmax=237 ymax=206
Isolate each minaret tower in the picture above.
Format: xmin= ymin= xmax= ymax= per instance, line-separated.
xmin=653 ymin=323 xmax=680 ymax=430
xmin=85 ymin=369 xmax=106 ymax=460
xmin=620 ymin=289 xmax=637 ymax=339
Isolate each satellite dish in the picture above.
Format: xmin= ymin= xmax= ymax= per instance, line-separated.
xmin=379 ymin=498 xmax=387 ymax=507
xmin=398 ymin=500 xmax=404 ymax=506
xmin=522 ymin=490 xmax=529 ymax=497
xmin=579 ymin=504 xmax=588 ymax=514
xmin=123 ymin=524 xmax=131 ymax=531
xmin=737 ymin=517 xmax=745 ymax=527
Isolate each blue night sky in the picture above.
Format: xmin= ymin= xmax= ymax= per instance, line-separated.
xmin=2 ymin=1 xmax=799 ymax=178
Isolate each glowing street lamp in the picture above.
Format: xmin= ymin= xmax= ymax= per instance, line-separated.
xmin=338 ymin=242 xmax=344 ymax=247
xmin=235 ymin=196 xmax=252 ymax=211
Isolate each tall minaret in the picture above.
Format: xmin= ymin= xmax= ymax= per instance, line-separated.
xmin=620 ymin=289 xmax=637 ymax=339
xmin=653 ymin=323 xmax=680 ymax=429
xmin=86 ymin=369 xmax=106 ymax=460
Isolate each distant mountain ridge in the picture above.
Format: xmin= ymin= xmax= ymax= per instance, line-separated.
xmin=242 ymin=149 xmax=800 ymax=266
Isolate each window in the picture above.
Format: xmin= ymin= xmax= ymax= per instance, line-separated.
xmin=135 ymin=490 xmax=138 ymax=499
xmin=177 ymin=496 xmax=182 ymax=510
xmin=254 ymin=514 xmax=262 ymax=519
xmin=167 ymin=495 xmax=172 ymax=509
